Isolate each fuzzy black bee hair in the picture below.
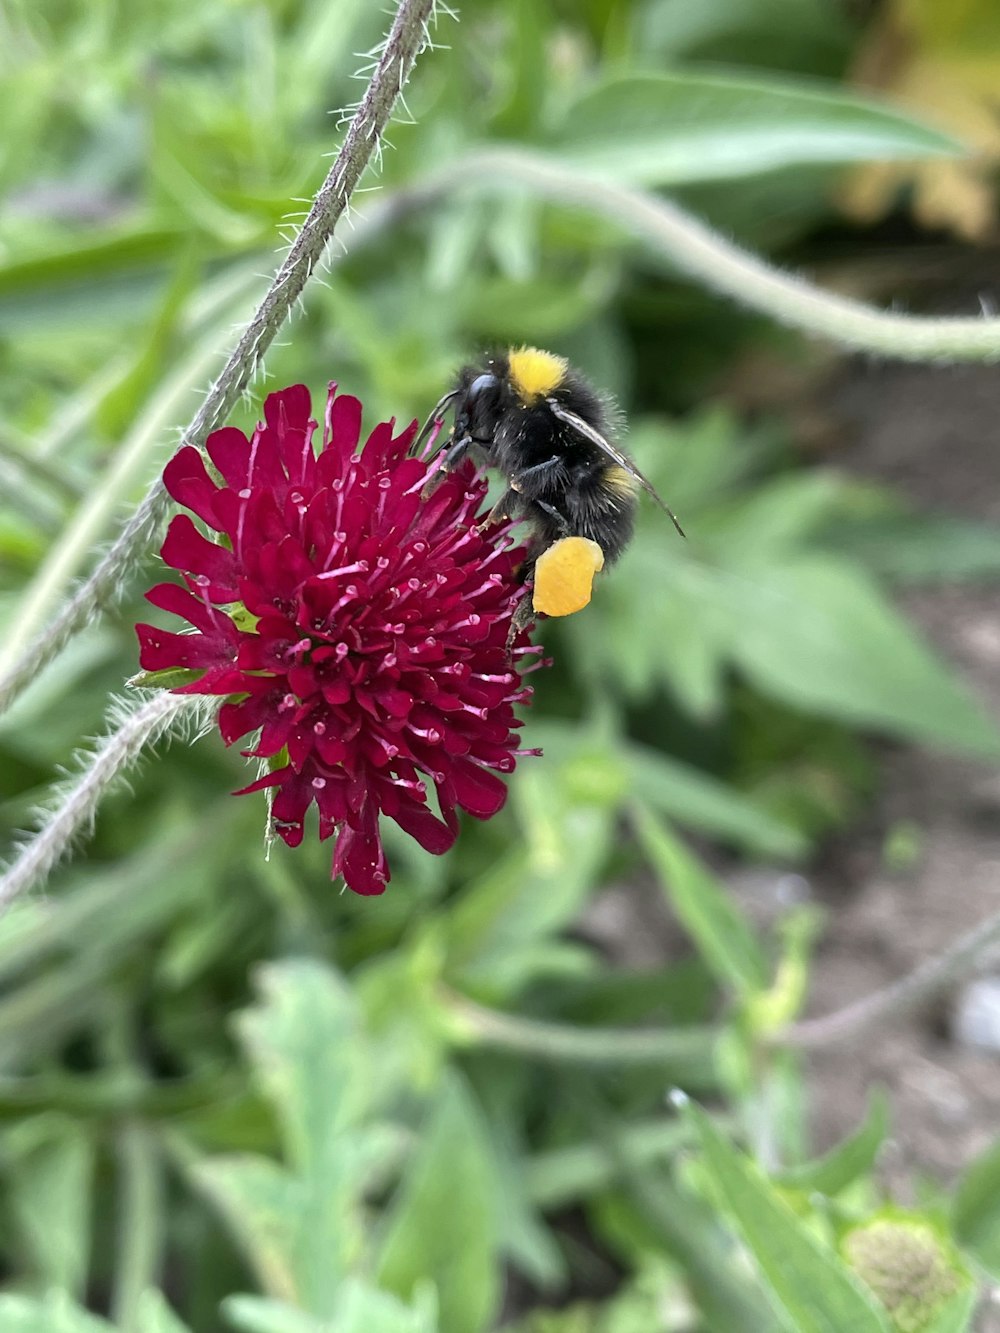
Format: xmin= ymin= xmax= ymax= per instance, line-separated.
xmin=419 ymin=346 xmax=683 ymax=567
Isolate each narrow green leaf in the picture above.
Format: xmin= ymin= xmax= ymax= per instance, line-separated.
xmin=683 ymin=1101 xmax=892 ymax=1333
xmin=626 ymin=741 xmax=808 ymax=858
xmin=775 ymin=1091 xmax=889 ymax=1197
xmin=549 ymin=71 xmax=962 ymax=185
xmin=377 ymin=1074 xmax=498 ymax=1333
xmin=636 ymin=807 xmax=769 ymax=996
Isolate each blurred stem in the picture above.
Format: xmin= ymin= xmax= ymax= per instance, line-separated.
xmin=0 ymin=0 xmax=442 ymax=718
xmin=776 ymin=901 xmax=1000 ymax=1049
xmin=112 ymin=1121 xmax=164 ymax=1333
xmin=0 ymin=310 xmax=250 ymax=678
xmin=443 ymin=989 xmax=720 ymax=1082
xmin=0 ymin=692 xmax=197 ymax=913
xmin=430 ymin=148 xmax=1000 ymax=362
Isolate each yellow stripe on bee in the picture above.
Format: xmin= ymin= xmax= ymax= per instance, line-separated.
xmin=507 ymin=346 xmax=568 ymax=404
xmin=604 ymin=465 xmax=639 ymax=497
xmin=532 ymin=537 xmax=605 ymax=617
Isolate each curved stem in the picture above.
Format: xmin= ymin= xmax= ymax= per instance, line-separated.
xmin=442 ymin=148 xmax=1000 ymax=362
xmin=0 ymin=0 xmax=440 ymax=719
xmin=443 ymin=989 xmax=721 ymax=1081
xmin=777 ymin=902 xmax=1000 ymax=1050
xmin=0 ymin=692 xmax=196 ymax=913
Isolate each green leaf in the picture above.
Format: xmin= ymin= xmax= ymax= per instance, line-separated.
xmin=775 ymin=1091 xmax=889 ymax=1197
xmin=636 ymin=808 xmax=769 ymax=996
xmin=716 ymin=557 xmax=1000 ymax=757
xmin=136 ymin=1290 xmax=194 ymax=1333
xmin=377 ymin=1074 xmax=498 ymax=1333
xmin=235 ymin=960 xmax=367 ymax=1178
xmin=192 ymin=961 xmax=397 ymax=1316
xmin=0 ymin=1292 xmax=113 ymax=1333
xmin=625 ymin=742 xmax=808 ymax=858
xmin=189 ymin=1156 xmax=305 ymax=1308
xmin=224 ymin=1282 xmax=438 ymax=1333
xmin=222 ymin=1299 xmax=322 ymax=1333
xmin=549 ymin=71 xmax=962 ymax=185
xmin=3 ymin=1114 xmax=95 ymax=1296
xmin=683 ymin=1100 xmax=892 ymax=1332
xmin=952 ymin=1135 xmax=1000 ymax=1279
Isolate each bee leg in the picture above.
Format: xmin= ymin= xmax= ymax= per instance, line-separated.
xmin=506 ymin=587 xmax=536 ymax=651
xmin=509 ymin=456 xmax=562 ymax=492
xmin=529 ymin=498 xmax=571 ymax=538
xmin=442 ymin=434 xmax=473 ymax=470
xmin=477 ymin=486 xmax=520 ymax=532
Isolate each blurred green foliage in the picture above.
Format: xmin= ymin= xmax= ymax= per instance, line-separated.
xmin=3 ymin=0 xmax=1000 ymax=1329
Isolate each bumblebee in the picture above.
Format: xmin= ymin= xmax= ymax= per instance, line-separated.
xmin=421 ymin=346 xmax=683 ymax=619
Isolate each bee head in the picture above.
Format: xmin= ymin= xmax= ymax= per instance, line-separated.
xmin=454 ymin=370 xmax=502 ymax=446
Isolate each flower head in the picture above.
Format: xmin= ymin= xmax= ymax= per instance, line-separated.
xmin=136 ymin=384 xmax=543 ymax=895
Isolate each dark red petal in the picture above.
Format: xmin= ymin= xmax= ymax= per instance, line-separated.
xmin=135 ymin=624 xmax=233 ymax=672
xmin=144 ymin=582 xmax=236 ymax=639
xmin=163 ymin=447 xmax=222 ymax=528
xmin=161 ymin=515 xmax=238 ymax=588
xmin=332 ymin=821 xmax=389 ymax=896
xmin=326 ymin=393 xmax=363 ymax=462
xmin=205 ymin=426 xmax=253 ymax=491
xmin=391 ymin=797 xmax=456 ymax=855
xmin=448 ymin=758 xmax=509 ymax=819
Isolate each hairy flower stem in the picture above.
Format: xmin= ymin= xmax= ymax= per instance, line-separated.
xmin=0 ymin=692 xmax=195 ymax=913
xmin=0 ymin=0 xmax=439 ymax=720
xmin=777 ymin=903 xmax=1000 ymax=1050
xmin=443 ymin=149 xmax=1000 ymax=362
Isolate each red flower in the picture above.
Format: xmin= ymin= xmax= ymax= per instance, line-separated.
xmin=136 ymin=384 xmax=543 ymax=895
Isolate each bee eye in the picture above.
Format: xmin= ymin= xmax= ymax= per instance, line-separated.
xmin=466 ymin=373 xmax=498 ymax=403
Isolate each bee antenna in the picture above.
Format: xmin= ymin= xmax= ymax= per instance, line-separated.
xmin=414 ymin=389 xmax=459 ymax=454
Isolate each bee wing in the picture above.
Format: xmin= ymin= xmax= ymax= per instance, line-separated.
xmin=547 ymin=400 xmax=686 ymax=538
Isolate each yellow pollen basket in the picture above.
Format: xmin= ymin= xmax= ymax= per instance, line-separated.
xmin=532 ymin=537 xmax=605 ymax=617
xmin=507 ymin=346 xmax=568 ymax=404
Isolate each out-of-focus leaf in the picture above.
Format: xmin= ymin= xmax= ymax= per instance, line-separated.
xmin=3 ymin=1114 xmax=95 ymax=1297
xmin=136 ymin=1290 xmax=194 ymax=1333
xmin=224 ymin=1282 xmax=438 ymax=1333
xmin=443 ymin=760 xmax=614 ymax=993
xmin=716 ymin=557 xmax=1000 ymax=757
xmin=0 ymin=1292 xmax=113 ymax=1332
xmin=625 ymin=742 xmax=808 ymax=858
xmin=775 ymin=1092 xmax=888 ymax=1196
xmin=952 ymin=1136 xmax=1000 ymax=1279
xmin=683 ymin=1101 xmax=891 ymax=1332
xmin=549 ymin=71 xmax=962 ymax=185
xmin=636 ymin=809 xmax=769 ymax=997
xmin=192 ymin=961 xmax=397 ymax=1316
xmin=377 ymin=1074 xmax=498 ymax=1333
